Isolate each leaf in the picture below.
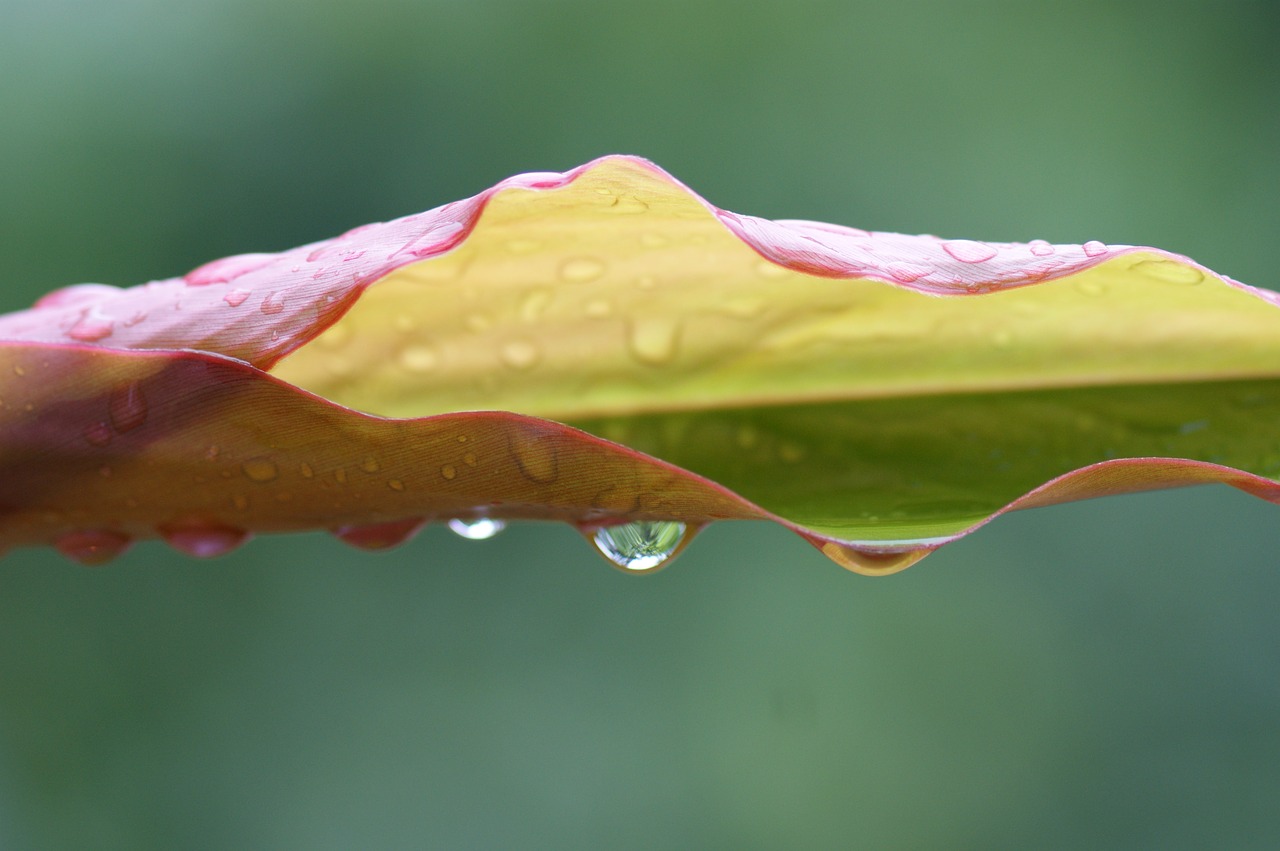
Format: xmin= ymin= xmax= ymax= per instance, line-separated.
xmin=5 ymin=156 xmax=1280 ymax=573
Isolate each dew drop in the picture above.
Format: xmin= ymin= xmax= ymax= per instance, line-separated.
xmin=448 ymin=517 xmax=506 ymax=540
xmin=108 ymin=382 xmax=148 ymax=433
xmin=463 ymin=452 xmax=478 ymax=467
xmin=1082 ymin=240 xmax=1107 ymax=257
xmin=1027 ymin=240 xmax=1055 ymax=257
xmin=361 ymin=457 xmax=380 ymax=473
xmin=160 ymin=522 xmax=250 ymax=558
xmin=1131 ymin=258 xmax=1204 ymax=285
xmin=628 ymin=318 xmax=681 ymax=365
xmin=942 ymin=240 xmax=998 ymax=263
xmin=333 ymin=518 xmax=424 ymax=551
xmin=885 ymin=262 xmax=933 ymax=283
xmin=441 ymin=465 xmax=457 ymax=480
xmin=387 ymin=478 xmax=405 ymax=491
xmin=820 ymin=541 xmax=930 ymax=576
xmin=519 ymin=288 xmax=553 ymax=322
xmin=12 ymin=365 xmax=25 ymax=377
xmin=560 ymin=257 xmax=605 ymax=282
xmin=241 ymin=457 xmax=279 ymax=482
xmin=84 ymin=422 xmax=112 ymax=447
xmin=68 ymin=316 xmax=114 ymax=342
xmin=223 ymin=288 xmax=251 ymax=307
xmin=55 ymin=529 xmax=132 ymax=566
xmin=299 ymin=463 xmax=315 ymax=478
xmin=592 ymin=520 xmax=688 ymax=573
xmin=505 ymin=239 xmax=542 ymax=254
xmin=584 ymin=299 xmax=613 ymax=318
xmin=260 ymin=291 xmax=286 ymax=314
xmin=509 ymin=430 xmax=559 ymax=483
xmin=500 ymin=340 xmax=540 ymax=370
xmin=400 ymin=344 xmax=439 ymax=373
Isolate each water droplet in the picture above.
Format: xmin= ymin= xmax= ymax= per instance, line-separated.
xmin=333 ymin=518 xmax=425 ymax=550
xmin=820 ymin=541 xmax=930 ymax=576
xmin=778 ymin=442 xmax=806 ymax=462
xmin=584 ymin=299 xmax=613 ymax=318
xmin=885 ymin=262 xmax=933 ymax=283
xmin=34 ymin=283 xmax=121 ymax=310
xmin=519 ymin=288 xmax=553 ymax=322
xmin=399 ymin=344 xmax=439 ymax=373
xmin=1027 ymin=240 xmax=1055 ymax=257
xmin=12 ymin=365 xmax=24 ymax=377
xmin=260 ymin=291 xmax=286 ymax=314
xmin=500 ymin=340 xmax=540 ymax=370
xmin=505 ymin=239 xmax=542 ymax=254
xmin=108 ymin=382 xmax=148 ymax=433
xmin=160 ymin=522 xmax=250 ymax=558
xmin=628 ymin=318 xmax=681 ymax=365
xmin=68 ymin=316 xmax=114 ymax=342
xmin=83 ymin=422 xmax=112 ymax=447
xmin=560 ymin=257 xmax=605 ymax=282
xmin=184 ymin=253 xmax=274 ymax=286
xmin=223 ymin=288 xmax=251 ymax=307
xmin=441 ymin=465 xmax=457 ymax=480
xmin=1082 ymin=240 xmax=1107 ymax=257
xmin=463 ymin=452 xmax=478 ymax=467
xmin=55 ymin=529 xmax=132 ymax=566
xmin=942 ymin=240 xmax=998 ymax=264
xmin=592 ymin=520 xmax=688 ymax=573
xmin=1131 ymin=258 xmax=1204 ymax=285
xmin=299 ymin=463 xmax=315 ymax=478
xmin=242 ymin=457 xmax=279 ymax=482
xmin=361 ymin=457 xmax=380 ymax=473
xmin=509 ymin=429 xmax=559 ymax=483
xmin=387 ymin=478 xmax=405 ymax=491
xmin=448 ymin=517 xmax=507 ymax=540
xmin=609 ymin=194 xmax=649 ymax=214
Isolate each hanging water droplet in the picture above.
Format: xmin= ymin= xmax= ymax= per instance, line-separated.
xmin=55 ymin=529 xmax=132 ymax=567
xmin=159 ymin=522 xmax=249 ymax=558
xmin=448 ymin=517 xmax=507 ymax=540
xmin=333 ymin=518 xmax=424 ymax=550
xmin=820 ymin=541 xmax=930 ymax=576
xmin=592 ymin=520 xmax=688 ymax=573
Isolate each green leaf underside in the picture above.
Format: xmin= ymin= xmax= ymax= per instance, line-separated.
xmin=569 ymin=377 xmax=1280 ymax=542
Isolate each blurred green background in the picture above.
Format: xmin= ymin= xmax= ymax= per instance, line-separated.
xmin=3 ymin=1 xmax=1280 ymax=848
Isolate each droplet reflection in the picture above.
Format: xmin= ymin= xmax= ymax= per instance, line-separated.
xmin=447 ymin=517 xmax=506 ymax=540
xmin=592 ymin=520 xmax=687 ymax=573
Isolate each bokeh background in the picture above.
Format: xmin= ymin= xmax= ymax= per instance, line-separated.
xmin=3 ymin=1 xmax=1280 ymax=848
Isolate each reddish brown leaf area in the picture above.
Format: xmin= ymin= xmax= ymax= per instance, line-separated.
xmin=0 ymin=342 xmax=758 ymax=564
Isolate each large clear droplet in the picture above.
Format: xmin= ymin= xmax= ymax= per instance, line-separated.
xmin=592 ymin=520 xmax=687 ymax=572
xmin=448 ymin=517 xmax=506 ymax=540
